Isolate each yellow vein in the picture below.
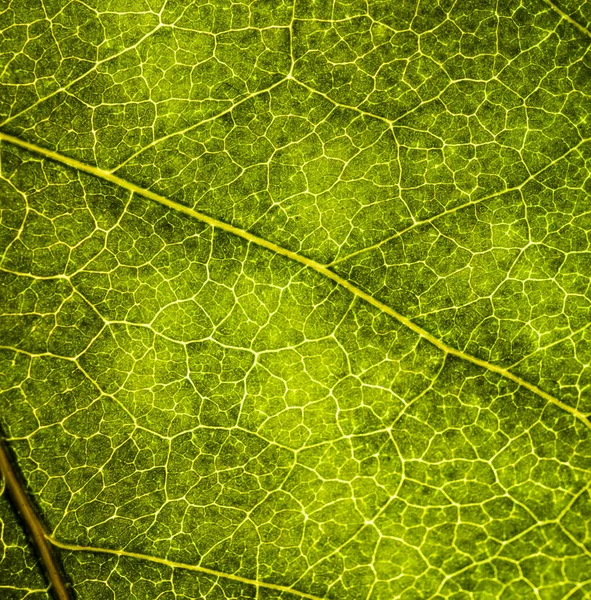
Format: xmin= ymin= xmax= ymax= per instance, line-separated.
xmin=47 ymin=536 xmax=324 ymax=600
xmin=0 ymin=130 xmax=588 ymax=430
xmin=113 ymin=76 xmax=288 ymax=172
xmin=543 ymin=0 xmax=591 ymax=39
xmin=509 ymin=321 xmax=591 ymax=370
xmin=290 ymin=76 xmax=396 ymax=127
xmin=330 ymin=136 xmax=590 ymax=266
xmin=0 ymin=23 xmax=164 ymax=129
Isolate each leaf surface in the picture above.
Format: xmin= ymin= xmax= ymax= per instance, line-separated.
xmin=0 ymin=1 xmax=590 ymax=599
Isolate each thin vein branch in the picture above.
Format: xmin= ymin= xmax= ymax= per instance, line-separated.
xmin=329 ymin=137 xmax=590 ymax=266
xmin=0 ymin=23 xmax=165 ymax=129
xmin=112 ymin=75 xmax=289 ymax=172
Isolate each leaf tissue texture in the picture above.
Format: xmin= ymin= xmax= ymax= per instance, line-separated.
xmin=0 ymin=0 xmax=590 ymax=599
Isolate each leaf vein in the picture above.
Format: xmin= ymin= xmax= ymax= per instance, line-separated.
xmin=0 ymin=130 xmax=588 ymax=430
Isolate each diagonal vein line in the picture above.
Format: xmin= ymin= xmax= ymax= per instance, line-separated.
xmin=0 ymin=428 xmax=321 ymax=599
xmin=0 ymin=433 xmax=72 ymax=600
xmin=0 ymin=23 xmax=165 ymax=129
xmin=329 ymin=136 xmax=590 ymax=266
xmin=543 ymin=0 xmax=591 ymax=38
xmin=48 ymin=537 xmax=324 ymax=600
xmin=0 ymin=130 xmax=588 ymax=430
xmin=112 ymin=76 xmax=288 ymax=172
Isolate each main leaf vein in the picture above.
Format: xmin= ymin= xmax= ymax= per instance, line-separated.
xmin=0 ymin=130 xmax=587 ymax=431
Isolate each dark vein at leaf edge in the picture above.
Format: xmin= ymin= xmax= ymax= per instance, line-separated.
xmin=0 ymin=131 xmax=588 ymax=431
xmin=0 ymin=431 xmax=72 ymax=600
xmin=0 ymin=429 xmax=321 ymax=599
xmin=48 ymin=537 xmax=325 ymax=600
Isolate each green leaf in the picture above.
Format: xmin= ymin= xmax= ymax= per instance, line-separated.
xmin=0 ymin=1 xmax=590 ymax=599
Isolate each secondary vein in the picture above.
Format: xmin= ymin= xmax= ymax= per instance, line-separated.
xmin=0 ymin=130 xmax=588 ymax=430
